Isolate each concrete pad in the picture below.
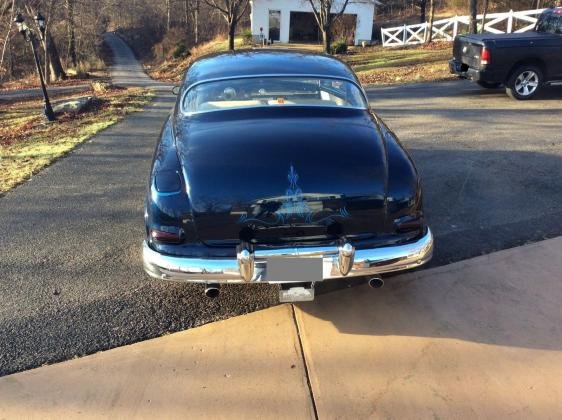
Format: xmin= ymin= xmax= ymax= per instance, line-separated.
xmin=295 ymin=237 xmax=562 ymax=419
xmin=0 ymin=304 xmax=314 ymax=419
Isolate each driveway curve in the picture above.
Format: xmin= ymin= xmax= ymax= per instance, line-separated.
xmin=102 ymin=33 xmax=169 ymax=88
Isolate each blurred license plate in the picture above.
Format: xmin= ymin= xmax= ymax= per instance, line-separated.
xmin=267 ymin=257 xmax=322 ymax=283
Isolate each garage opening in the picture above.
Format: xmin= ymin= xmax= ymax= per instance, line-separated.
xmin=269 ymin=10 xmax=281 ymax=42
xmin=289 ymin=12 xmax=321 ymax=43
xmin=289 ymin=12 xmax=357 ymax=45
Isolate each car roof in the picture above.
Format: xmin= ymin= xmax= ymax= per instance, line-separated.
xmin=183 ymin=50 xmax=359 ymax=88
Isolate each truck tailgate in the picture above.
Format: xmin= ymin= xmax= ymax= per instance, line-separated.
xmin=453 ymin=36 xmax=484 ymax=68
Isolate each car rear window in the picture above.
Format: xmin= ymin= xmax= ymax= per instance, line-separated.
xmin=181 ymin=76 xmax=367 ymax=114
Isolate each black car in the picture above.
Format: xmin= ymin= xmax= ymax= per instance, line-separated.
xmin=449 ymin=7 xmax=562 ymax=99
xmin=143 ymin=50 xmax=433 ymax=302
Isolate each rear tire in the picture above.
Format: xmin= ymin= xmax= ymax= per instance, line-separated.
xmin=505 ymin=65 xmax=542 ymax=100
xmin=477 ymin=81 xmax=501 ymax=89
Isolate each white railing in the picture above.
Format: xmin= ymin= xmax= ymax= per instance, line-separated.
xmin=381 ymin=8 xmax=546 ymax=47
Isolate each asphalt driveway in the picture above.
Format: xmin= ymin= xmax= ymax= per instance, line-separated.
xmin=0 ymin=39 xmax=561 ymax=376
xmin=369 ymin=81 xmax=562 ymax=265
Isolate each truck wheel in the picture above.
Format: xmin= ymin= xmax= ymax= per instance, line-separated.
xmin=505 ymin=65 xmax=542 ymax=100
xmin=477 ymin=81 xmax=501 ymax=89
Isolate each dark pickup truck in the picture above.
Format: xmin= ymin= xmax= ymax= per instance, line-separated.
xmin=449 ymin=7 xmax=562 ymax=99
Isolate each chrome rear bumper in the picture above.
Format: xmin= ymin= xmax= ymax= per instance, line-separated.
xmin=143 ymin=229 xmax=433 ymax=284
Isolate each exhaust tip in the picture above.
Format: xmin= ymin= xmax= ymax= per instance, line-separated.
xmin=368 ymin=276 xmax=384 ymax=289
xmin=205 ymin=284 xmax=220 ymax=299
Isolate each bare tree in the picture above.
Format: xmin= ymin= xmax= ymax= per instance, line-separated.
xmin=306 ymin=0 xmax=350 ymax=54
xmin=418 ymin=0 xmax=427 ymax=23
xmin=203 ymin=0 xmax=249 ymax=50
xmin=193 ymin=0 xmax=199 ymax=43
xmin=66 ymin=0 xmax=77 ymax=67
xmin=184 ymin=0 xmax=189 ymax=25
xmin=468 ymin=0 xmax=478 ymax=34
xmin=0 ymin=0 xmax=15 ymax=81
xmin=480 ymin=0 xmax=489 ymax=34
xmin=26 ymin=3 xmax=66 ymax=81
xmin=425 ymin=0 xmax=435 ymax=43
xmin=166 ymin=0 xmax=171 ymax=31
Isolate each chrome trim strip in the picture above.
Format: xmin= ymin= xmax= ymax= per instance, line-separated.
xmin=143 ymin=229 xmax=434 ymax=284
xmin=179 ymin=73 xmax=369 ymax=117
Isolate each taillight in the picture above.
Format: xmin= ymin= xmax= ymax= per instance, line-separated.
xmin=480 ymin=47 xmax=491 ymax=66
xmin=150 ymin=228 xmax=182 ymax=244
xmin=154 ymin=170 xmax=182 ymax=193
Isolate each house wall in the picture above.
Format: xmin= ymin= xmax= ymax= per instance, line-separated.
xmin=250 ymin=0 xmax=375 ymax=45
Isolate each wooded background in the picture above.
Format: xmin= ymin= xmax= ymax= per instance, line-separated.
xmin=0 ymin=0 xmax=557 ymax=84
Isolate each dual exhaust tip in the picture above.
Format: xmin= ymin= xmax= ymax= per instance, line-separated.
xmin=204 ymin=276 xmax=384 ymax=299
xmin=205 ymin=283 xmax=220 ymax=299
xmin=368 ymin=276 xmax=384 ymax=289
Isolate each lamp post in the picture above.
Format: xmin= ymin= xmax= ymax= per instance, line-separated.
xmin=13 ymin=12 xmax=56 ymax=122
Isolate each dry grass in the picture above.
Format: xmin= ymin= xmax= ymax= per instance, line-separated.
xmin=347 ymin=42 xmax=454 ymax=85
xmin=148 ymin=35 xmax=245 ymax=82
xmin=0 ymin=87 xmax=153 ymax=195
xmin=0 ymin=74 xmax=109 ymax=91
xmin=148 ymin=36 xmax=454 ymax=86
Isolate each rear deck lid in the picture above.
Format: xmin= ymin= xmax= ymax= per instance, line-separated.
xmin=175 ymin=107 xmax=390 ymax=246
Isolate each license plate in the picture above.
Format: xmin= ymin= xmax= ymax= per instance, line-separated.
xmin=267 ymin=257 xmax=322 ymax=283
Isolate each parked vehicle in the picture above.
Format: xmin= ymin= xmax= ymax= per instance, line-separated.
xmin=449 ymin=7 xmax=562 ymax=100
xmin=143 ymin=50 xmax=433 ymax=302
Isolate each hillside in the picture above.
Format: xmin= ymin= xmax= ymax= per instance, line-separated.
xmin=147 ymin=37 xmax=453 ymax=86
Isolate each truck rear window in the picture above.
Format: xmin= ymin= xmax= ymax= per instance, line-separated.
xmin=536 ymin=13 xmax=562 ymax=34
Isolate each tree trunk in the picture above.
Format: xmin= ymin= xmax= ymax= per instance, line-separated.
xmin=480 ymin=0 xmax=489 ymax=34
xmin=0 ymin=34 xmax=12 ymax=81
xmin=419 ymin=0 xmax=427 ymax=23
xmin=228 ymin=19 xmax=236 ymax=50
xmin=426 ymin=0 xmax=435 ymax=44
xmin=0 ymin=32 xmax=10 ymax=77
xmin=46 ymin=0 xmax=55 ymax=82
xmin=426 ymin=0 xmax=435 ymax=43
xmin=184 ymin=0 xmax=189 ymax=26
xmin=66 ymin=0 xmax=77 ymax=67
xmin=0 ymin=0 xmax=15 ymax=82
xmin=44 ymin=30 xmax=50 ymax=84
xmin=322 ymin=26 xmax=332 ymax=54
xmin=46 ymin=31 xmax=66 ymax=80
xmin=194 ymin=0 xmax=199 ymax=44
xmin=8 ymin=39 xmax=14 ymax=79
xmin=166 ymin=0 xmax=171 ymax=31
xmin=469 ymin=0 xmax=478 ymax=34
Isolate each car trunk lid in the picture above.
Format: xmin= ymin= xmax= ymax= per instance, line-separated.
xmin=175 ymin=107 xmax=390 ymax=246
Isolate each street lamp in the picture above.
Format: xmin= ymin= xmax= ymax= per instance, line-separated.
xmin=13 ymin=12 xmax=56 ymax=122
xmin=34 ymin=12 xmax=46 ymax=39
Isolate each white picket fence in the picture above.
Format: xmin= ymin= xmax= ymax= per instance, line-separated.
xmin=381 ymin=8 xmax=546 ymax=47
